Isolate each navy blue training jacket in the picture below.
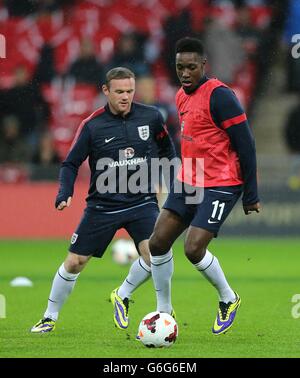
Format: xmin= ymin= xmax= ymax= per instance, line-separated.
xmin=56 ymin=102 xmax=176 ymax=211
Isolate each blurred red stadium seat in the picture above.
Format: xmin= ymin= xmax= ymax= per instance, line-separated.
xmin=0 ymin=164 xmax=29 ymax=184
xmin=250 ymin=5 xmax=272 ymax=29
xmin=0 ymin=0 xmax=272 ymax=121
xmin=42 ymin=83 xmax=98 ymax=159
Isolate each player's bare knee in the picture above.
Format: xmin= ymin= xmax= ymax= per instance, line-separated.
xmin=65 ymin=254 xmax=88 ymax=273
xmin=149 ymin=234 xmax=160 ymax=255
xmin=140 ymin=251 xmax=150 ymax=267
xmin=149 ymin=233 xmax=170 ymax=256
xmin=138 ymin=240 xmax=151 ymax=266
xmin=184 ymin=240 xmax=206 ymax=263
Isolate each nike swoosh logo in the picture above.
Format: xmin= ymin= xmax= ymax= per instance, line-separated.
xmin=213 ymin=320 xmax=224 ymax=332
xmin=214 ymin=309 xmax=237 ymax=331
xmin=105 ymin=137 xmax=115 ymax=143
xmin=213 ymin=312 xmax=231 ymax=331
xmin=180 ymin=111 xmax=188 ymax=116
xmin=208 ymin=219 xmax=219 ymax=224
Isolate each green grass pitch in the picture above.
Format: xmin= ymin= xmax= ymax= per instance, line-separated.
xmin=0 ymin=238 xmax=300 ymax=358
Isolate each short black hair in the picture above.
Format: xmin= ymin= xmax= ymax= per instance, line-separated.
xmin=175 ymin=37 xmax=205 ymax=56
xmin=105 ymin=67 xmax=135 ymax=87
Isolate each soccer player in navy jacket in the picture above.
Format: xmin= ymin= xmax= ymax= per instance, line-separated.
xmin=31 ymin=67 xmax=176 ymax=333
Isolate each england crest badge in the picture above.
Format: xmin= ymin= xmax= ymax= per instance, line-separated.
xmin=138 ymin=125 xmax=150 ymax=141
xmin=71 ymin=233 xmax=78 ymax=244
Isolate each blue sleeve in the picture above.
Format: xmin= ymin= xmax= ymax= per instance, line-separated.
xmin=210 ymin=87 xmax=259 ymax=205
xmin=154 ymin=110 xmax=177 ymax=190
xmin=55 ymin=123 xmax=90 ymax=207
xmin=210 ymin=86 xmax=245 ymax=126
xmin=226 ymin=125 xmax=259 ymax=205
xmin=154 ymin=111 xmax=176 ymax=160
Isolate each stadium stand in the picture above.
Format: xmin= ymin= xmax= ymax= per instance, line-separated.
xmin=0 ymin=0 xmax=275 ymax=172
xmin=2 ymin=0 xmax=296 ymax=238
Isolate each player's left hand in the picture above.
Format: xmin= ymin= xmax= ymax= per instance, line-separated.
xmin=243 ymin=202 xmax=260 ymax=215
xmin=57 ymin=196 xmax=72 ymax=211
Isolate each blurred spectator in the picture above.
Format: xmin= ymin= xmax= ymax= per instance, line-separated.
xmin=136 ymin=75 xmax=180 ymax=155
xmin=284 ymin=97 xmax=300 ymax=190
xmin=4 ymin=0 xmax=38 ymax=16
xmin=36 ymin=0 xmax=60 ymax=14
xmin=3 ymin=0 xmax=70 ymax=17
xmin=136 ymin=76 xmax=168 ymax=120
xmin=33 ymin=44 xmax=57 ymax=85
xmin=31 ymin=132 xmax=61 ymax=165
xmin=30 ymin=132 xmax=61 ymax=181
xmin=66 ymin=38 xmax=105 ymax=87
xmin=163 ymin=9 xmax=195 ymax=85
xmin=0 ymin=65 xmax=50 ymax=142
xmin=108 ymin=32 xmax=150 ymax=77
xmin=204 ymin=17 xmax=245 ymax=84
xmin=284 ymin=100 xmax=300 ymax=154
xmin=235 ymin=5 xmax=262 ymax=58
xmin=0 ymin=115 xmax=30 ymax=164
xmin=210 ymin=0 xmax=268 ymax=5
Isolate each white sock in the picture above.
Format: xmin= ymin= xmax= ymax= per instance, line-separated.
xmin=194 ymin=250 xmax=236 ymax=303
xmin=117 ymin=257 xmax=151 ymax=299
xmin=44 ymin=263 xmax=80 ymax=321
xmin=150 ymin=250 xmax=173 ymax=314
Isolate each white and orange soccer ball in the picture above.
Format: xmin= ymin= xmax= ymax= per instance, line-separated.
xmin=137 ymin=311 xmax=178 ymax=348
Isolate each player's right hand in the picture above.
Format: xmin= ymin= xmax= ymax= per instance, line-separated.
xmin=56 ymin=196 xmax=72 ymax=211
xmin=243 ymin=202 xmax=260 ymax=215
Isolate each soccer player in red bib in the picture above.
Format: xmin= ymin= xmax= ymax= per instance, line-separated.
xmin=149 ymin=37 xmax=260 ymax=335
